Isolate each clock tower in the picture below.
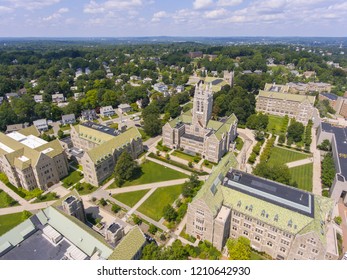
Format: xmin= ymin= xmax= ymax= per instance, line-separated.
xmin=192 ymin=80 xmax=213 ymax=128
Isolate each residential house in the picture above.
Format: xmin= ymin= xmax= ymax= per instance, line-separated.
xmin=33 ymin=119 xmax=49 ymax=132
xmin=100 ymin=106 xmax=115 ymax=118
xmin=34 ymin=95 xmax=43 ymax=103
xmin=52 ymin=93 xmax=65 ymax=104
xmin=118 ymin=104 xmax=132 ymax=114
xmin=61 ymin=114 xmax=76 ymax=125
xmin=81 ymin=110 xmax=97 ymax=122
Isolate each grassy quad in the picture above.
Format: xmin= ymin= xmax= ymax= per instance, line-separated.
xmin=62 ymin=170 xmax=83 ymax=188
xmin=137 ymin=184 xmax=183 ymax=221
xmin=267 ymin=147 xmax=310 ymax=166
xmin=112 ymin=189 xmax=149 ymax=207
xmin=289 ymin=163 xmax=313 ymax=192
xmin=0 ymin=212 xmax=27 ymax=236
xmin=0 ymin=190 xmax=18 ymax=208
xmin=266 ymin=115 xmax=286 ymax=135
xmin=119 ymin=161 xmax=188 ymax=187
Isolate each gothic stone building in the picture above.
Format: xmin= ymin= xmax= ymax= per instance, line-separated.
xmin=162 ymin=81 xmax=237 ymax=163
xmin=186 ymin=154 xmax=338 ymax=260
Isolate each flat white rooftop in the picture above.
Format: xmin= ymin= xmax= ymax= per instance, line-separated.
xmin=7 ymin=132 xmax=48 ymax=149
xmin=0 ymin=142 xmax=14 ymax=153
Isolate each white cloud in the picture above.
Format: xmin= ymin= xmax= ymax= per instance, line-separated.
xmin=84 ymin=0 xmax=143 ymax=13
xmin=204 ymin=8 xmax=228 ymax=19
xmin=217 ymin=0 xmax=243 ymax=7
xmin=151 ymin=11 xmax=168 ymax=22
xmin=193 ymin=0 xmax=213 ymax=10
xmin=5 ymin=0 xmax=60 ymax=10
xmin=42 ymin=7 xmax=68 ymax=22
xmin=0 ymin=6 xmax=13 ymax=13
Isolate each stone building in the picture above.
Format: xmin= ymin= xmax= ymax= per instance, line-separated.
xmin=70 ymin=122 xmax=143 ymax=186
xmin=0 ymin=126 xmax=69 ymax=190
xmin=62 ymin=195 xmax=86 ymax=223
xmin=256 ymin=83 xmax=315 ymax=125
xmin=162 ymin=80 xmax=237 ymax=163
xmin=186 ymin=154 xmax=338 ymax=260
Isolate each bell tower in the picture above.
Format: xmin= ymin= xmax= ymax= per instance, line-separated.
xmin=192 ymin=80 xmax=213 ymax=128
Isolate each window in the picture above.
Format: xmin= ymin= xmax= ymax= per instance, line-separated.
xmin=300 ymin=244 xmax=306 ymax=249
xmin=267 ymin=241 xmax=272 ymax=247
xmin=312 ymin=249 xmax=319 ymax=254
xmin=232 ymin=218 xmax=239 ymax=224
xmin=243 ymin=223 xmax=251 ymax=229
xmin=243 ymin=230 xmax=248 ymax=236
xmin=268 ymin=233 xmax=276 ymax=240
xmin=280 ymin=247 xmax=286 ymax=253
xmin=297 ymin=251 xmax=304 ymax=256
xmin=255 ymin=228 xmax=263 ymax=234
xmin=255 ymin=236 xmax=261 ymax=242
xmin=232 ymin=226 xmax=237 ymax=231
xmin=281 ymin=239 xmax=290 ymax=246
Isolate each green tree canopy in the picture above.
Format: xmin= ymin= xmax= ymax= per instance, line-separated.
xmin=114 ymin=151 xmax=140 ymax=187
xmin=226 ymin=237 xmax=251 ymax=260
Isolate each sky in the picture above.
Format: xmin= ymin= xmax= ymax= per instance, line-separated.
xmin=0 ymin=0 xmax=345 ymax=37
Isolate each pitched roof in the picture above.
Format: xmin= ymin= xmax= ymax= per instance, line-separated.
xmin=108 ymin=226 xmax=146 ymax=260
xmin=87 ymin=127 xmax=142 ymax=163
xmin=258 ymin=90 xmax=315 ymax=104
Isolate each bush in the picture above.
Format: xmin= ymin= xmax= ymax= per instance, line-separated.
xmin=148 ymin=224 xmax=158 ymax=235
xmin=133 ymin=215 xmax=142 ymax=225
xmin=165 ymin=154 xmax=170 ymax=160
xmin=112 ymin=204 xmax=121 ymax=213
xmin=188 ymin=161 xmax=193 ymax=168
xmin=334 ymin=216 xmax=342 ymax=225
xmin=248 ymin=152 xmax=257 ymax=164
xmin=99 ymin=198 xmax=107 ymax=206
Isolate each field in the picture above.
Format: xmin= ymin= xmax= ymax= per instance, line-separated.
xmin=267 ymin=115 xmax=286 ymax=135
xmin=289 ymin=163 xmax=313 ymax=192
xmin=0 ymin=212 xmax=26 ymax=236
xmin=112 ymin=189 xmax=149 ymax=207
xmin=121 ymin=161 xmax=188 ymax=187
xmin=0 ymin=190 xmax=18 ymax=208
xmin=268 ymin=147 xmax=310 ymax=166
xmin=171 ymin=150 xmax=200 ymax=162
xmin=62 ymin=170 xmax=83 ymax=188
xmin=137 ymin=184 xmax=183 ymax=221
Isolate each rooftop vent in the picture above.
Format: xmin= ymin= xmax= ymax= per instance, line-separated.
xmin=274 ymin=214 xmax=279 ymax=222
xmin=237 ymin=200 xmax=242 ymax=207
xmin=261 ymin=210 xmax=265 ymax=217
xmin=288 ymin=220 xmax=293 ymax=227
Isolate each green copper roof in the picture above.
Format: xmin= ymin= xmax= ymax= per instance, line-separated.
xmin=258 ymin=90 xmax=315 ymax=104
xmin=108 ymin=226 xmax=146 ymax=260
xmin=42 ymin=207 xmax=113 ymax=259
xmin=18 ymin=126 xmax=40 ymax=137
xmin=204 ymin=77 xmax=229 ymax=92
xmin=74 ymin=124 xmax=115 ymax=145
xmin=87 ymin=127 xmax=142 ymax=163
xmin=193 ymin=153 xmax=238 ymax=216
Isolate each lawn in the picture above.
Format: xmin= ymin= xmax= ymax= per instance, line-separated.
xmin=137 ymin=184 xmax=183 ymax=221
xmin=289 ymin=163 xmax=313 ymax=192
xmin=62 ymin=170 xmax=83 ymax=188
xmin=120 ymin=161 xmax=188 ymax=187
xmin=138 ymin=128 xmax=150 ymax=142
xmin=267 ymin=115 xmax=286 ymax=135
xmin=73 ymin=182 xmax=97 ymax=195
xmin=0 ymin=190 xmax=18 ymax=208
xmin=109 ymin=123 xmax=119 ymax=130
xmin=0 ymin=212 xmax=27 ymax=236
xmin=268 ymin=147 xmax=310 ymax=166
xmin=112 ymin=189 xmax=149 ymax=207
xmin=235 ymin=137 xmax=244 ymax=151
xmin=250 ymin=251 xmax=267 ymax=260
xmin=33 ymin=192 xmax=59 ymax=203
xmin=171 ymin=150 xmax=200 ymax=162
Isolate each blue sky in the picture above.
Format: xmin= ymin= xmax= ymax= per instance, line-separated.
xmin=0 ymin=0 xmax=345 ymax=37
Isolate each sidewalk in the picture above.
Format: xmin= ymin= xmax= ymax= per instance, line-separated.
xmin=0 ymin=181 xmax=28 ymax=206
xmin=286 ymin=157 xmax=313 ymax=168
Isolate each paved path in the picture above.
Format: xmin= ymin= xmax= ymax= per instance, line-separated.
xmin=146 ymin=156 xmax=193 ymax=176
xmin=286 ymin=157 xmax=313 ymax=168
xmin=236 ymin=130 xmax=255 ymax=172
xmin=107 ymin=179 xmax=189 ymax=195
xmin=127 ymin=187 xmax=158 ymax=216
xmin=0 ymin=181 xmax=28 ymax=206
xmin=0 ymin=201 xmax=55 ymax=215
xmin=311 ymin=127 xmax=323 ymax=196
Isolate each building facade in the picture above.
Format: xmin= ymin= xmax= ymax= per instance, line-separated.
xmin=0 ymin=126 xmax=69 ymax=191
xmin=256 ymin=83 xmax=315 ymax=125
xmin=70 ymin=122 xmax=143 ymax=186
xmin=162 ymin=81 xmax=237 ymax=163
xmin=186 ymin=154 xmax=338 ymax=260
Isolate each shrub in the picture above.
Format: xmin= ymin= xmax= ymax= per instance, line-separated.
xmin=334 ymin=216 xmax=342 ymax=225
xmin=188 ymin=161 xmax=193 ymax=168
xmin=112 ymin=204 xmax=121 ymax=213
xmin=148 ymin=224 xmax=158 ymax=235
xmin=99 ymin=198 xmax=107 ymax=206
xmin=133 ymin=215 xmax=142 ymax=225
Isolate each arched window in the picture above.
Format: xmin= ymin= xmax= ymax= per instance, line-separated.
xmin=197 ymin=101 xmax=200 ymax=112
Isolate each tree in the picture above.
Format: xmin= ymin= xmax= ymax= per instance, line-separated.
xmin=21 ymin=210 xmax=32 ymax=221
xmin=143 ymin=113 xmax=162 ymax=136
xmin=111 ymin=204 xmax=121 ymax=213
xmin=163 ymin=204 xmax=178 ymax=222
xmin=226 ymin=237 xmax=251 ymax=260
xmin=317 ymin=139 xmax=331 ymax=151
xmin=148 ymin=224 xmax=158 ymax=235
xmin=182 ymin=174 xmax=200 ymax=198
xmin=246 ymin=113 xmax=268 ymax=130
xmin=57 ymin=129 xmax=64 ymax=139
xmin=114 ymin=151 xmax=140 ymax=186
xmin=99 ymin=198 xmax=107 ymax=206
xmin=287 ymin=121 xmax=305 ymax=142
xmin=253 ymin=162 xmax=291 ymax=185
xmin=334 ymin=216 xmax=342 ymax=225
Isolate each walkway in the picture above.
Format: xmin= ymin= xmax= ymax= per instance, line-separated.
xmin=146 ymin=156 xmax=192 ymax=176
xmin=311 ymin=126 xmax=323 ymax=196
xmin=286 ymin=157 xmax=313 ymax=168
xmin=0 ymin=181 xmax=28 ymax=207
xmin=0 ymin=201 xmax=55 ymax=215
